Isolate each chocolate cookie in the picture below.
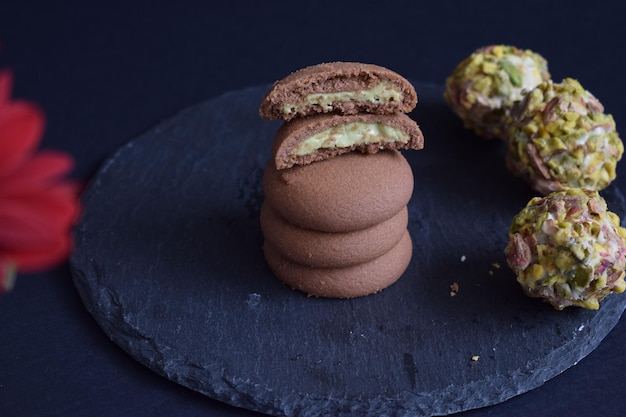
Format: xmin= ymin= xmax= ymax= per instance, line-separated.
xmin=262 ymin=150 xmax=414 ymax=233
xmin=271 ymin=112 xmax=424 ymax=169
xmin=259 ymin=62 xmax=417 ymax=121
xmin=260 ymin=202 xmax=408 ymax=268
xmin=263 ymin=230 xmax=413 ymax=298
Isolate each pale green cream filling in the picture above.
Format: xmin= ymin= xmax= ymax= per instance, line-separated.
xmin=293 ymin=122 xmax=407 ymax=156
xmin=282 ymin=81 xmax=402 ymax=115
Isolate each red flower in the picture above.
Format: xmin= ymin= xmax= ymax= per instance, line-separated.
xmin=0 ymin=70 xmax=81 ymax=293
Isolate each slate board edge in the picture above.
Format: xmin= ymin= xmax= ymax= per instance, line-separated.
xmin=72 ymin=249 xmax=626 ymax=417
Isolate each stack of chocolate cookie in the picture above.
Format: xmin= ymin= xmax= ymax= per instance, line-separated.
xmin=259 ymin=62 xmax=425 ymax=298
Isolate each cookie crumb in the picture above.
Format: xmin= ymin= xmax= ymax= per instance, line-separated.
xmin=471 ymin=355 xmax=480 ymax=362
xmin=450 ymin=282 xmax=459 ymax=296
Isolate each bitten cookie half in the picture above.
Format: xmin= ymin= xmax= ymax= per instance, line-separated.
xmin=262 ymin=150 xmax=414 ymax=233
xmin=259 ymin=62 xmax=417 ymax=121
xmin=271 ymin=112 xmax=424 ymax=170
xmin=263 ymin=230 xmax=413 ymax=298
xmin=260 ymin=202 xmax=408 ymax=268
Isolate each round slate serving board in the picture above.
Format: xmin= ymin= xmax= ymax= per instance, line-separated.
xmin=70 ymin=83 xmax=626 ymax=417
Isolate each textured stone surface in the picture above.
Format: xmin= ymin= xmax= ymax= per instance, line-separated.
xmin=70 ymin=83 xmax=626 ymax=417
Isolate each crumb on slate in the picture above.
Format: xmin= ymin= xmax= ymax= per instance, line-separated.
xmin=450 ymin=282 xmax=459 ymax=296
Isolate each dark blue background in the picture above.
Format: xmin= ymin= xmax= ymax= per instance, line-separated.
xmin=1 ymin=1 xmax=625 ymax=416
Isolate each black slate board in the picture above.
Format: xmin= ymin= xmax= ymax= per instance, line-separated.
xmin=70 ymin=83 xmax=626 ymax=417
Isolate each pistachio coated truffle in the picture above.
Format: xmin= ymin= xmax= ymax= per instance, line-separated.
xmin=444 ymin=45 xmax=550 ymax=140
xmin=506 ymin=78 xmax=623 ymax=194
xmin=505 ymin=189 xmax=626 ymax=310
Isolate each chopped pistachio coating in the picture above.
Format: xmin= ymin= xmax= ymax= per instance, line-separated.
xmin=444 ymin=45 xmax=550 ymax=140
xmin=505 ymin=189 xmax=626 ymax=310
xmin=506 ymin=78 xmax=623 ymax=194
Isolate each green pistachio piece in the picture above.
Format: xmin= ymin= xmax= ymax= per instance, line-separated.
xmin=574 ymin=266 xmax=592 ymax=288
xmin=501 ymin=60 xmax=523 ymax=87
xmin=555 ymin=251 xmax=576 ymax=270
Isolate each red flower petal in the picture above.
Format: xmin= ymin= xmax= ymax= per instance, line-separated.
xmin=0 ymin=70 xmax=12 ymax=108
xmin=0 ymin=102 xmax=45 ymax=178
xmin=2 ymin=233 xmax=71 ymax=272
xmin=0 ymin=68 xmax=81 ymax=280
xmin=0 ymin=184 xmax=80 ymax=247
xmin=0 ymin=151 xmax=75 ymax=194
